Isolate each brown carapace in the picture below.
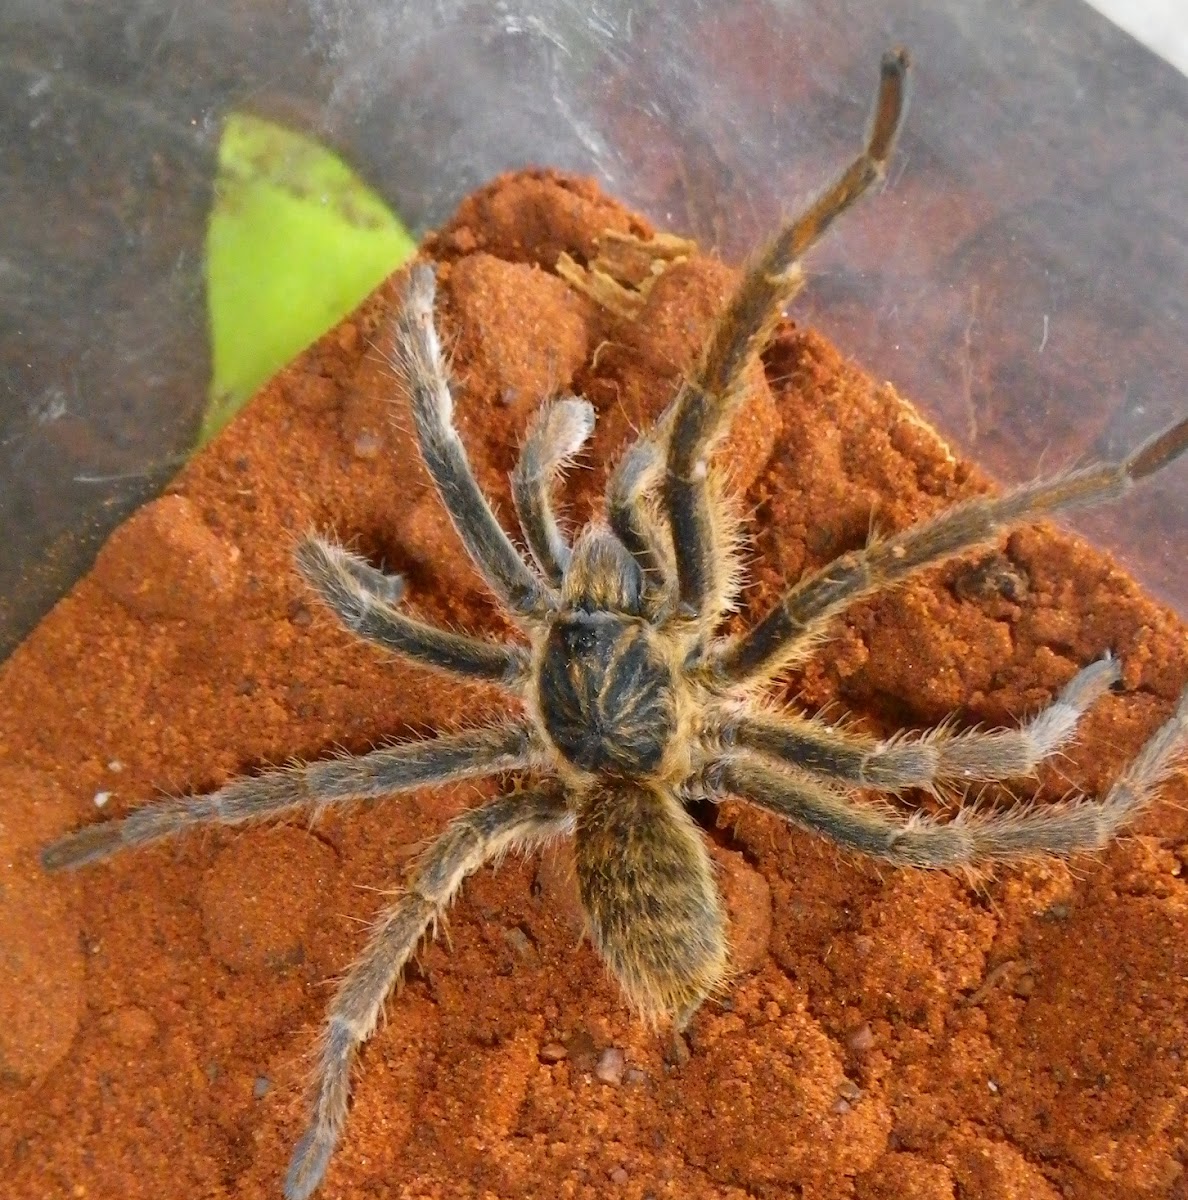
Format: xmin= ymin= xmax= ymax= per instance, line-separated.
xmin=42 ymin=50 xmax=1188 ymax=1200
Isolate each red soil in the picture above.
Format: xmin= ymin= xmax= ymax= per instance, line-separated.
xmin=2 ymin=169 xmax=1186 ymax=1200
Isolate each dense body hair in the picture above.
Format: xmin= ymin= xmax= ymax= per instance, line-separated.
xmin=575 ymin=782 xmax=728 ymax=1024
xmin=538 ymin=612 xmax=677 ymax=775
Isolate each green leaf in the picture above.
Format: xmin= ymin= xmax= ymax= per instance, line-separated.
xmin=202 ymin=112 xmax=415 ymax=446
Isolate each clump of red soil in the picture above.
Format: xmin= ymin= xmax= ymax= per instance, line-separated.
xmin=1 ymin=169 xmax=1186 ymax=1200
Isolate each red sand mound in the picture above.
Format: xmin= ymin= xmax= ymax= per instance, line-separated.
xmin=2 ymin=170 xmax=1186 ymax=1200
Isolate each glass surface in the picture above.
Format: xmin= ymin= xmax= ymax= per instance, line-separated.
xmin=3 ymin=0 xmax=1185 ymax=659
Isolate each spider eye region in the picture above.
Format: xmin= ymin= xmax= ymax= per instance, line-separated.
xmin=539 ymin=613 xmax=676 ymax=776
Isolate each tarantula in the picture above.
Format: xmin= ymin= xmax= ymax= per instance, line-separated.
xmin=43 ymin=50 xmax=1188 ymax=1200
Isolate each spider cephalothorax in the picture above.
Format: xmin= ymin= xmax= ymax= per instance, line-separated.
xmin=42 ymin=50 xmax=1188 ymax=1200
xmin=538 ymin=534 xmax=681 ymax=776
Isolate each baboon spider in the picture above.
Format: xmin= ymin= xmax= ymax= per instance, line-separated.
xmin=43 ymin=50 xmax=1188 ymax=1200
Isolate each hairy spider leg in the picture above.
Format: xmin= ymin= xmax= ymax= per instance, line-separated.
xmin=607 ymin=432 xmax=679 ymax=616
xmin=284 ymin=789 xmax=572 ymax=1200
xmin=295 ymin=536 xmax=528 ymax=683
xmin=40 ymin=722 xmax=536 ymax=871
xmin=661 ymin=49 xmax=911 ymax=629
xmin=731 ymin=656 xmax=1121 ymax=791
xmin=718 ymin=681 xmax=1188 ymax=867
xmin=316 ymin=548 xmax=406 ymax=605
xmin=719 ymin=413 xmax=1188 ymax=684
xmin=511 ymin=397 xmax=596 ymax=586
xmin=394 ymin=263 xmax=554 ymax=618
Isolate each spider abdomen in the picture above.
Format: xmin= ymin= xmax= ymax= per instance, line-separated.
xmin=575 ymin=783 xmax=728 ymax=1023
xmin=538 ymin=612 xmax=676 ymax=776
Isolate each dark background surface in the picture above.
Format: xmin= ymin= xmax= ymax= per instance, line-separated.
xmin=2 ymin=0 xmax=1185 ymax=660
